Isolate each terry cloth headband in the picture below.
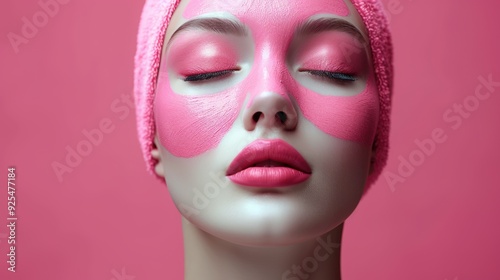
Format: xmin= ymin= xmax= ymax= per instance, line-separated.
xmin=133 ymin=0 xmax=393 ymax=191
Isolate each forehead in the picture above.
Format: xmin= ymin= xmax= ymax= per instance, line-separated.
xmin=164 ymin=0 xmax=369 ymax=46
xmin=184 ymin=0 xmax=349 ymax=18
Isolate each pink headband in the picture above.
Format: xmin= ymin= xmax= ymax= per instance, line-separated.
xmin=133 ymin=0 xmax=393 ymax=191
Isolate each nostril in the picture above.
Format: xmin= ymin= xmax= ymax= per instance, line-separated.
xmin=276 ymin=111 xmax=287 ymax=124
xmin=252 ymin=112 xmax=262 ymax=123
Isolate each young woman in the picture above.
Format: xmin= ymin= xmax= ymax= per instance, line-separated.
xmin=134 ymin=0 xmax=393 ymax=279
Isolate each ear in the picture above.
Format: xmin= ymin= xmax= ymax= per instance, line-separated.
xmin=152 ymin=135 xmax=165 ymax=177
xmin=368 ymin=136 xmax=378 ymax=175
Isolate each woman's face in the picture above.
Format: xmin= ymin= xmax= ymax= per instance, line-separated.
xmin=153 ymin=0 xmax=378 ymax=246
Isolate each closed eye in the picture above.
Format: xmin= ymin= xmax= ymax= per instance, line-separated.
xmin=183 ymin=69 xmax=239 ymax=82
xmin=300 ymin=70 xmax=357 ymax=82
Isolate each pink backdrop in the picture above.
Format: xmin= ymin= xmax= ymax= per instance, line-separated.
xmin=1 ymin=0 xmax=499 ymax=279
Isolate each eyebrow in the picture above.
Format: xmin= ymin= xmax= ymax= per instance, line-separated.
xmin=166 ymin=17 xmax=366 ymax=48
xmin=295 ymin=17 xmax=367 ymax=45
xmin=168 ymin=17 xmax=248 ymax=45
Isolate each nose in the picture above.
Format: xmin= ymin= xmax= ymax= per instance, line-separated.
xmin=243 ymin=91 xmax=298 ymax=131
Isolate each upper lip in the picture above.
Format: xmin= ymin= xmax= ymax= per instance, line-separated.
xmin=226 ymin=139 xmax=312 ymax=176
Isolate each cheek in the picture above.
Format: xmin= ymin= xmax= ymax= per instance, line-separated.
xmin=293 ymin=75 xmax=380 ymax=146
xmin=154 ymin=73 xmax=245 ymax=157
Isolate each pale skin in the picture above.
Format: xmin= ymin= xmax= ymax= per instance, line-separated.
xmin=150 ymin=0 xmax=378 ymax=279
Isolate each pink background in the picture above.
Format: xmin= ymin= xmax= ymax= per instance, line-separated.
xmin=1 ymin=0 xmax=499 ymax=279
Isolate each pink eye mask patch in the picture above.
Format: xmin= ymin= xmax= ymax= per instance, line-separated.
xmin=155 ymin=24 xmax=378 ymax=157
xmin=134 ymin=0 xmax=393 ymax=191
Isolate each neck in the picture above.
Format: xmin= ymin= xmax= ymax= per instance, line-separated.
xmin=182 ymin=218 xmax=343 ymax=280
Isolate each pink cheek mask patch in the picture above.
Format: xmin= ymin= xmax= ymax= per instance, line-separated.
xmin=291 ymin=31 xmax=378 ymax=145
xmin=154 ymin=32 xmax=245 ymax=158
xmin=154 ymin=73 xmax=245 ymax=158
xmin=134 ymin=0 xmax=393 ymax=191
xmin=295 ymin=77 xmax=379 ymax=145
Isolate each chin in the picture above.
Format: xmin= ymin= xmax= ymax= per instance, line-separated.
xmin=177 ymin=177 xmax=364 ymax=247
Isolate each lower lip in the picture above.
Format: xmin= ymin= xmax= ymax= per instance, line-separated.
xmin=228 ymin=167 xmax=310 ymax=187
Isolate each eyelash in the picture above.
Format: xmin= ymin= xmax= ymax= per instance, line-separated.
xmin=182 ymin=69 xmax=357 ymax=83
xmin=301 ymin=70 xmax=357 ymax=82
xmin=183 ymin=69 xmax=237 ymax=82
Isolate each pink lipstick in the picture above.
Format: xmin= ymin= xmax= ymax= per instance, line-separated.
xmin=226 ymin=139 xmax=312 ymax=187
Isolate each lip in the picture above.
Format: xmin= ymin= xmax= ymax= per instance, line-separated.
xmin=226 ymin=139 xmax=312 ymax=187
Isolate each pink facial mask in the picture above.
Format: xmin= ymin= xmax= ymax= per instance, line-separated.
xmin=154 ymin=0 xmax=378 ymax=158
